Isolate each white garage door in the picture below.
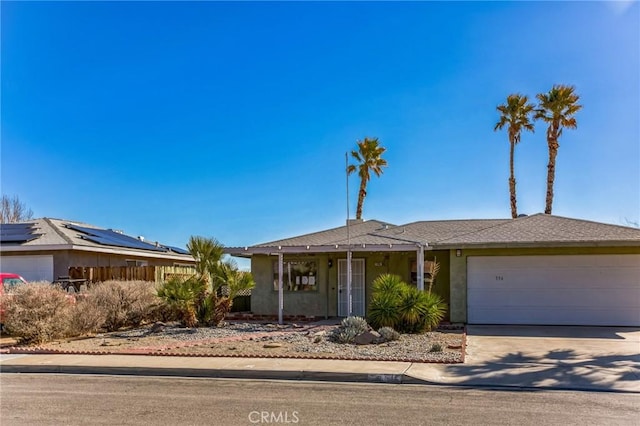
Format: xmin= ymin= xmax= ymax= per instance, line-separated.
xmin=0 ymin=255 xmax=54 ymax=282
xmin=467 ymin=254 xmax=640 ymax=326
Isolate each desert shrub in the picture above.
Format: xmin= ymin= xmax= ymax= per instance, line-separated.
xmin=429 ymin=343 xmax=443 ymax=353
xmin=378 ymin=326 xmax=400 ymax=342
xmin=367 ymin=273 xmax=447 ymax=334
xmin=340 ymin=316 xmax=368 ymax=335
xmin=3 ymin=283 xmax=73 ymax=344
xmin=157 ymin=276 xmax=205 ymax=327
xmin=87 ymin=280 xmax=160 ymax=331
xmin=67 ymin=295 xmax=107 ymax=336
xmin=332 ymin=316 xmax=369 ymax=343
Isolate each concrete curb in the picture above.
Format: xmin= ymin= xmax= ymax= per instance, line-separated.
xmin=0 ymin=363 xmax=406 ymax=384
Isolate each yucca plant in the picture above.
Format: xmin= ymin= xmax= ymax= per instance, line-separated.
xmin=372 ymin=273 xmax=404 ymax=296
xmin=367 ymin=273 xmax=447 ymax=333
xmin=157 ymin=276 xmax=205 ymax=327
xmin=368 ymin=291 xmax=402 ymax=329
xmin=399 ymin=288 xmax=446 ymax=333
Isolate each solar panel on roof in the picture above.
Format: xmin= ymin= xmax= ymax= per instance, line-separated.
xmin=67 ymin=223 xmax=169 ymax=252
xmin=0 ymin=233 xmax=41 ymax=243
xmin=164 ymin=245 xmax=190 ymax=255
xmin=0 ymin=224 xmax=37 ymax=235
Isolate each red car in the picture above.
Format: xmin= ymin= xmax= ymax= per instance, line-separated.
xmin=0 ymin=273 xmax=28 ymax=294
xmin=0 ymin=273 xmax=28 ymax=324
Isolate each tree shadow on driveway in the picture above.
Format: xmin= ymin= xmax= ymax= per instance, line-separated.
xmin=442 ymin=349 xmax=640 ymax=392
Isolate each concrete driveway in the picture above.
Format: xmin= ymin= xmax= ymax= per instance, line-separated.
xmin=406 ymin=325 xmax=640 ymax=392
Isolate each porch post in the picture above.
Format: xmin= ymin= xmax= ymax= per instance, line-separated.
xmin=278 ymin=252 xmax=284 ymax=325
xmin=417 ymin=244 xmax=425 ymax=291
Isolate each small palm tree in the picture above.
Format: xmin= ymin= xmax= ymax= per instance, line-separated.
xmin=535 ymin=85 xmax=582 ymax=214
xmin=494 ymin=94 xmax=535 ymax=218
xmin=347 ymin=137 xmax=387 ymax=220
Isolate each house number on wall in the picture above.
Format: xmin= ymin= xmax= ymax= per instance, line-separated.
xmin=495 ymin=276 xmax=504 ymax=281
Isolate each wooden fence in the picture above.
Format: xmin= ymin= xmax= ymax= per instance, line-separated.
xmin=68 ymin=265 xmax=197 ymax=284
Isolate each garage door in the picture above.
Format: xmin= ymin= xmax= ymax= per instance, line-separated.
xmin=0 ymin=255 xmax=54 ymax=282
xmin=467 ymin=255 xmax=640 ymax=326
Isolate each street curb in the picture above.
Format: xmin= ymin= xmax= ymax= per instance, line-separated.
xmin=0 ymin=363 xmax=405 ymax=384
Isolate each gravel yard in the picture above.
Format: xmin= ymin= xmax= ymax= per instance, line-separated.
xmin=27 ymin=321 xmax=465 ymax=363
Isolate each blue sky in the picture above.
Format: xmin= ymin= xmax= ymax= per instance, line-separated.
xmin=2 ymin=1 xmax=639 ymax=260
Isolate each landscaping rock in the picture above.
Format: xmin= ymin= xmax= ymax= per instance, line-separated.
xmin=354 ymin=330 xmax=380 ymax=345
xmin=263 ymin=343 xmax=283 ymax=349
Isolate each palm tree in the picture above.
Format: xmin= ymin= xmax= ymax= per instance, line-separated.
xmin=535 ymin=85 xmax=582 ymax=214
xmin=494 ymin=94 xmax=535 ymax=218
xmin=347 ymin=137 xmax=387 ymax=220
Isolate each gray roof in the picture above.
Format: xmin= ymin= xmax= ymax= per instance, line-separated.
xmin=226 ymin=214 xmax=640 ymax=255
xmin=254 ymin=220 xmax=402 ymax=247
xmin=0 ymin=218 xmax=194 ymax=261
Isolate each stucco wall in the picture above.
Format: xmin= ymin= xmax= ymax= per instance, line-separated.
xmin=250 ymin=250 xmax=452 ymax=318
xmin=448 ymin=246 xmax=640 ymax=324
xmin=251 ymin=254 xmax=332 ymax=317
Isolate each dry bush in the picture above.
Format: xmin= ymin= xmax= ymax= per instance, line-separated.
xmin=67 ymin=295 xmax=106 ymax=336
xmin=3 ymin=283 xmax=74 ymax=344
xmin=87 ymin=280 xmax=160 ymax=331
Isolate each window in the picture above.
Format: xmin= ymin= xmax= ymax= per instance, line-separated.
xmin=410 ymin=259 xmax=438 ymax=286
xmin=126 ymin=260 xmax=148 ymax=267
xmin=273 ymin=260 xmax=317 ymax=292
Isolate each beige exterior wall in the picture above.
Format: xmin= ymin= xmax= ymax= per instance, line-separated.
xmin=0 ymin=249 xmax=194 ymax=282
xmin=448 ymin=246 xmax=640 ymax=324
xmin=250 ymin=250 xmax=451 ymax=318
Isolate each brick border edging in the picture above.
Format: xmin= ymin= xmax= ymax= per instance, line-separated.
xmin=2 ymin=346 xmax=463 ymax=364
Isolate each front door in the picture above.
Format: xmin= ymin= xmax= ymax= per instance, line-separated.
xmin=338 ymin=258 xmax=365 ymax=317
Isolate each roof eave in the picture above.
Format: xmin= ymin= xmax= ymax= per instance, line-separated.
xmin=225 ymin=243 xmax=430 ymax=256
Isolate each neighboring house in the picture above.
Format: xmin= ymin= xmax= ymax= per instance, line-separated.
xmin=225 ymin=214 xmax=640 ymax=326
xmin=0 ymin=218 xmax=195 ymax=282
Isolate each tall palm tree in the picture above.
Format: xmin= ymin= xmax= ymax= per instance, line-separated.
xmin=535 ymin=85 xmax=582 ymax=214
xmin=494 ymin=94 xmax=535 ymax=218
xmin=347 ymin=137 xmax=388 ymax=220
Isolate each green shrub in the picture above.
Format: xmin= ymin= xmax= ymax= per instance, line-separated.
xmin=368 ymin=291 xmax=402 ymax=329
xmin=372 ymin=273 xmax=404 ymax=298
xmin=3 ymin=283 xmax=73 ymax=344
xmin=378 ymin=326 xmax=400 ymax=342
xmin=367 ymin=273 xmax=447 ymax=334
xmin=87 ymin=280 xmax=160 ymax=331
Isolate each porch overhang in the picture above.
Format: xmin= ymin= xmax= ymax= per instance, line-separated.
xmin=224 ymin=243 xmax=432 ymax=257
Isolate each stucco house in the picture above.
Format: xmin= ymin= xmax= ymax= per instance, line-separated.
xmin=225 ymin=214 xmax=640 ymax=326
xmin=0 ymin=218 xmax=195 ymax=282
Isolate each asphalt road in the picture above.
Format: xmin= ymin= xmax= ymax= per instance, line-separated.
xmin=1 ymin=374 xmax=638 ymax=425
